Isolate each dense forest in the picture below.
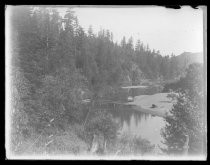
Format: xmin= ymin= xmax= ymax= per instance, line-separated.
xmin=9 ymin=6 xmax=205 ymax=157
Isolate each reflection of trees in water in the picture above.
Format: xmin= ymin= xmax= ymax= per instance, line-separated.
xmin=107 ymin=105 xmax=150 ymax=129
xmin=144 ymin=113 xmax=150 ymax=121
xmin=107 ymin=106 xmax=132 ymax=126
xmin=94 ymin=100 xmax=151 ymax=133
xmin=133 ymin=112 xmax=149 ymax=126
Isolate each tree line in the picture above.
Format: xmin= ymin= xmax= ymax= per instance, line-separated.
xmin=9 ymin=6 xmax=202 ymax=154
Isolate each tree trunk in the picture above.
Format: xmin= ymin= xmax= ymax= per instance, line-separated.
xmin=90 ymin=134 xmax=99 ymax=154
xmin=183 ymin=135 xmax=189 ymax=155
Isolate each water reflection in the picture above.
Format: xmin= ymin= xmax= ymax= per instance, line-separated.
xmin=107 ymin=105 xmax=166 ymax=149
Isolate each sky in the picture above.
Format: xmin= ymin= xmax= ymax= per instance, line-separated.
xmin=68 ymin=6 xmax=204 ymax=56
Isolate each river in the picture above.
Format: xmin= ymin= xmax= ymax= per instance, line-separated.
xmin=85 ymin=85 xmax=167 ymax=154
xmin=107 ymin=106 xmax=166 ymax=154
xmin=107 ymin=86 xmax=167 ymax=154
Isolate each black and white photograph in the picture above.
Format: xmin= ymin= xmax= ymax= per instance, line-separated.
xmin=5 ymin=5 xmax=207 ymax=160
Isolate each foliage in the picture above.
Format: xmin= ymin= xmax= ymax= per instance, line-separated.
xmin=161 ymin=63 xmax=206 ymax=156
xmin=9 ymin=6 xmax=205 ymax=156
xmin=163 ymin=63 xmax=203 ymax=94
xmin=33 ymin=68 xmax=87 ymax=134
xmin=85 ymin=109 xmax=119 ymax=142
xmin=112 ymin=133 xmax=155 ymax=156
xmin=11 ymin=67 xmax=33 ymax=153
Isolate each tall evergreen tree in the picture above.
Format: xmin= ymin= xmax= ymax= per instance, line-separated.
xmin=161 ymin=63 xmax=205 ymax=156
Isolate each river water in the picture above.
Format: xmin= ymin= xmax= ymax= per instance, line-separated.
xmin=107 ymin=106 xmax=166 ymax=153
xmin=85 ymin=86 xmax=167 ymax=154
xmin=107 ymin=87 xmax=166 ymax=154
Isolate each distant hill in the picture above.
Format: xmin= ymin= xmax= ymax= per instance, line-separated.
xmin=175 ymin=52 xmax=203 ymax=69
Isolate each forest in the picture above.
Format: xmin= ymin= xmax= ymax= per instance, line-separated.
xmin=8 ymin=6 xmax=206 ymax=158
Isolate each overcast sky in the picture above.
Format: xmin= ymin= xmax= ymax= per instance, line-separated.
xmin=70 ymin=6 xmax=203 ymax=56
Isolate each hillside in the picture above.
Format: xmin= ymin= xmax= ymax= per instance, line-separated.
xmin=175 ymin=52 xmax=203 ymax=68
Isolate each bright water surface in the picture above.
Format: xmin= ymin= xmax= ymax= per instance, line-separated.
xmin=107 ymin=106 xmax=166 ymax=153
xmin=107 ymin=87 xmax=166 ymax=153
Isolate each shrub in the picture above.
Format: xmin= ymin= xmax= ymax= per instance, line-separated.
xmin=113 ymin=133 xmax=155 ymax=156
xmin=82 ymin=109 xmax=119 ymax=153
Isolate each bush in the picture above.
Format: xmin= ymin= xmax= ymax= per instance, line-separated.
xmin=86 ymin=109 xmax=119 ymax=138
xmin=161 ymin=91 xmax=205 ymax=156
xmin=113 ymin=133 xmax=155 ymax=156
xmin=77 ymin=109 xmax=119 ymax=153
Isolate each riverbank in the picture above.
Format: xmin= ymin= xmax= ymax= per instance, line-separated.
xmin=126 ymin=93 xmax=173 ymax=117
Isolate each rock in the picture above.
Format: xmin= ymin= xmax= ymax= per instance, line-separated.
xmin=151 ymin=104 xmax=157 ymax=108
